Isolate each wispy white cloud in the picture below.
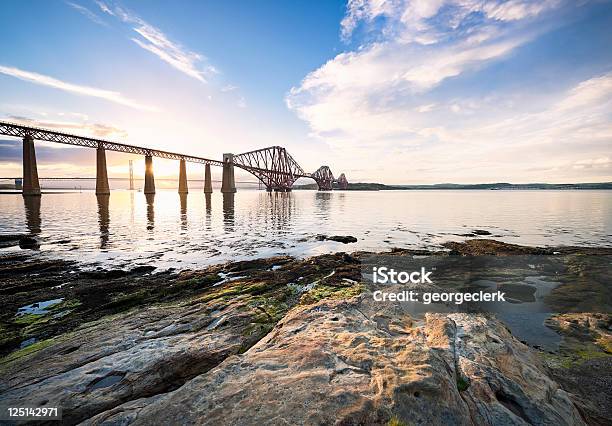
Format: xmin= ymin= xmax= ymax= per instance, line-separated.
xmin=65 ymin=1 xmax=108 ymax=26
xmin=466 ymin=72 xmax=612 ymax=147
xmin=287 ymin=0 xmax=609 ymax=183
xmin=340 ymin=0 xmax=397 ymax=41
xmin=0 ymin=65 xmax=157 ymax=111
xmin=553 ymin=73 xmax=612 ymax=111
xmin=572 ymin=156 xmax=610 ymax=169
xmin=95 ymin=1 xmax=215 ymax=83
xmin=483 ymin=0 xmax=559 ymax=22
xmin=359 ymin=72 xmax=612 ymax=182
xmin=287 ymin=1 xmax=554 ymax=142
xmin=340 ymin=0 xmax=561 ymax=44
xmin=221 ymin=84 xmax=238 ymax=92
xmin=94 ymin=0 xmax=113 ymax=16
xmin=286 ymin=34 xmax=528 ymax=142
xmin=5 ymin=115 xmax=128 ymax=139
xmin=415 ymin=103 xmax=436 ymax=113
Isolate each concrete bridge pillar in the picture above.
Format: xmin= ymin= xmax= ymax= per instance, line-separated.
xmin=204 ymin=163 xmax=213 ymax=193
xmin=22 ymin=135 xmax=41 ymax=196
xmin=178 ymin=158 xmax=188 ymax=194
xmin=144 ymin=154 xmax=155 ymax=194
xmin=95 ymin=146 xmax=110 ymax=195
xmin=221 ymin=153 xmax=236 ymax=193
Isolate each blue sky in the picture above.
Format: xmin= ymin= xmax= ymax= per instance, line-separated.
xmin=1 ymin=0 xmax=611 ymax=183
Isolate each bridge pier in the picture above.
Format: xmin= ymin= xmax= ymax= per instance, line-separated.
xmin=221 ymin=153 xmax=236 ymax=193
xmin=204 ymin=163 xmax=213 ymax=193
xmin=178 ymin=158 xmax=188 ymax=194
xmin=22 ymin=135 xmax=41 ymax=196
xmin=144 ymin=155 xmax=155 ymax=194
xmin=96 ymin=146 xmax=110 ymax=195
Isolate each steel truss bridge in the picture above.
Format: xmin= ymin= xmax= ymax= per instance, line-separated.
xmin=0 ymin=120 xmax=348 ymax=192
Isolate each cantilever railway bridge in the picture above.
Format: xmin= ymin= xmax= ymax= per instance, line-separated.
xmin=0 ymin=120 xmax=348 ymax=196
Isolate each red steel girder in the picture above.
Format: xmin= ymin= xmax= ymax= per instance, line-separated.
xmin=311 ymin=165 xmax=334 ymax=191
xmin=233 ymin=146 xmax=308 ymax=191
xmin=337 ymin=173 xmax=348 ymax=190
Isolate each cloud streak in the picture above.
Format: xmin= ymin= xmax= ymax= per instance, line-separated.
xmin=96 ymin=1 xmax=215 ymax=83
xmin=340 ymin=0 xmax=560 ymax=43
xmin=0 ymin=65 xmax=157 ymax=111
xmin=5 ymin=115 xmax=128 ymax=139
xmin=65 ymin=1 xmax=108 ymax=26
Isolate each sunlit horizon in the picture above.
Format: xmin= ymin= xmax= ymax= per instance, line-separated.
xmin=1 ymin=0 xmax=611 ymax=184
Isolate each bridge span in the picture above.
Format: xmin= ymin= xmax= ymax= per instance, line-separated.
xmin=0 ymin=120 xmax=349 ymax=196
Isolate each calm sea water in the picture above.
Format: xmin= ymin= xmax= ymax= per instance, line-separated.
xmin=0 ymin=189 xmax=610 ymax=269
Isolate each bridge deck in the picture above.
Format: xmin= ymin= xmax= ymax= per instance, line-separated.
xmin=0 ymin=120 xmax=224 ymax=166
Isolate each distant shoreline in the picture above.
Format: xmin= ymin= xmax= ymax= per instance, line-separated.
xmin=294 ymin=182 xmax=612 ymax=191
xmin=1 ymin=181 xmax=611 ymax=192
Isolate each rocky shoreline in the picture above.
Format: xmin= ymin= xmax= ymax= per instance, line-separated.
xmin=0 ymin=239 xmax=611 ymax=425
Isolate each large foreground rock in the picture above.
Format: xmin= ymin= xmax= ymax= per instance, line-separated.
xmin=87 ymin=295 xmax=584 ymax=425
xmin=0 ymin=295 xmax=272 ymax=425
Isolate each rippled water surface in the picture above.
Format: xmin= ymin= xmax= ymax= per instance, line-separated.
xmin=1 ymin=189 xmax=611 ymax=269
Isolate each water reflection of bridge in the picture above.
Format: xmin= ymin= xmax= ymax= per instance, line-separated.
xmin=21 ymin=180 xmax=329 ymax=250
xmin=0 ymin=120 xmax=349 ymax=196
